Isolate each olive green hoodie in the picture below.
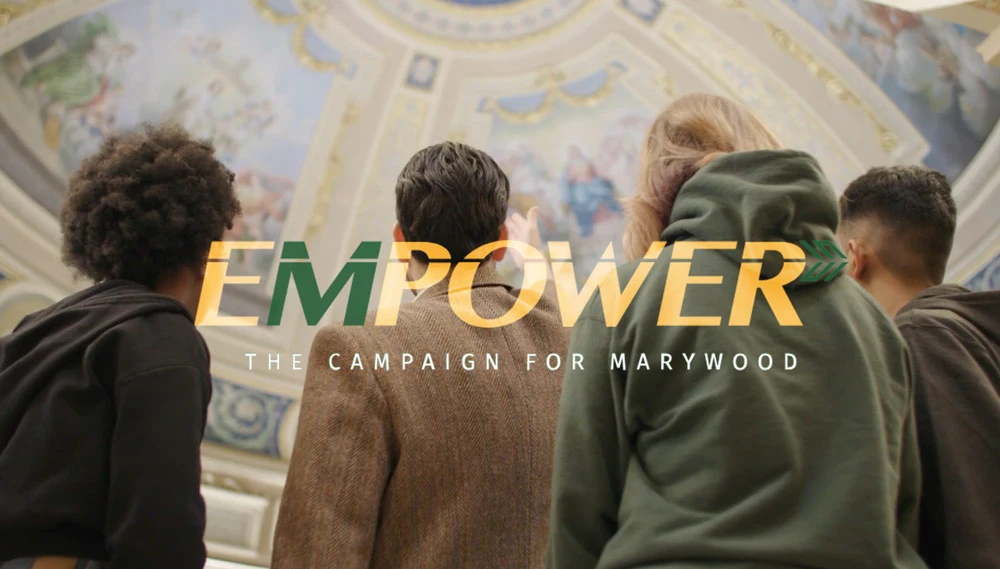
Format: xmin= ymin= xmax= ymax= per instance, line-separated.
xmin=545 ymin=150 xmax=925 ymax=569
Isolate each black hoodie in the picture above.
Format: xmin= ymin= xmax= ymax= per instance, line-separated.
xmin=895 ymin=285 xmax=1000 ymax=569
xmin=0 ymin=280 xmax=212 ymax=569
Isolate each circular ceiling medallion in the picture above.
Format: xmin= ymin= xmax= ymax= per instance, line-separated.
xmin=361 ymin=0 xmax=595 ymax=47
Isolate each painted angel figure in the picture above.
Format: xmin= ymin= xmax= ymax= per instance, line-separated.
xmin=559 ymin=145 xmax=621 ymax=238
xmin=166 ymin=80 xmax=227 ymax=141
xmin=19 ymin=15 xmax=134 ymax=116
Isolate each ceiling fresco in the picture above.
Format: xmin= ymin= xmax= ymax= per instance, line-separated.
xmin=0 ymin=0 xmax=995 ymax=377
xmin=781 ymin=0 xmax=1000 ymax=181
xmin=0 ymin=0 xmax=996 ymax=337
xmin=358 ymin=0 xmax=597 ymax=46
xmin=1 ymin=1 xmax=999 ymax=564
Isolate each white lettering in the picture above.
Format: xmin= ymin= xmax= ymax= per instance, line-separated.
xmin=611 ymin=353 xmax=627 ymax=370
xmin=705 ymin=353 xmax=723 ymax=370
xmin=546 ymin=353 xmax=562 ymax=371
xmin=733 ymin=353 xmax=748 ymax=371
xmin=683 ymin=353 xmax=696 ymax=369
xmin=758 ymin=353 xmax=773 ymax=371
xmin=636 ymin=353 xmax=650 ymax=370
xmin=785 ymin=353 xmax=797 ymax=370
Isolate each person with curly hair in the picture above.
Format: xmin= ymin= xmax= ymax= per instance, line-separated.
xmin=0 ymin=124 xmax=241 ymax=569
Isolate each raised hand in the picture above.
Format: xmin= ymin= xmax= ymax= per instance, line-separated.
xmin=505 ymin=206 xmax=542 ymax=269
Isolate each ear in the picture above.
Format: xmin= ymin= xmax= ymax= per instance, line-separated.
xmin=493 ymin=225 xmax=508 ymax=262
xmin=391 ymin=223 xmax=410 ymax=262
xmin=846 ymin=239 xmax=869 ymax=283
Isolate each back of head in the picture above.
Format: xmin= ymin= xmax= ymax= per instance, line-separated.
xmin=839 ymin=165 xmax=956 ymax=285
xmin=60 ymin=123 xmax=241 ymax=289
xmin=396 ymin=141 xmax=510 ymax=263
xmin=623 ymin=93 xmax=783 ymax=261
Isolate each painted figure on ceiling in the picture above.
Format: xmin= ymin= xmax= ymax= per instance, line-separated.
xmin=559 ymin=144 xmax=621 ymax=238
xmin=499 ymin=143 xmax=561 ymax=237
xmin=166 ymin=79 xmax=227 ymax=141
xmin=213 ymin=98 xmax=277 ymax=160
xmin=822 ymin=1 xmax=1000 ymax=139
xmin=226 ymin=170 xmax=294 ymax=273
xmin=14 ymin=14 xmax=134 ymax=170
xmin=19 ymin=15 xmax=134 ymax=124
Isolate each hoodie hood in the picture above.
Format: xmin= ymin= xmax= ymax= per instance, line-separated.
xmin=0 ymin=280 xmax=191 ymax=446
xmin=661 ymin=149 xmax=841 ymax=286
xmin=899 ymin=284 xmax=1000 ymax=346
xmin=11 ymin=279 xmax=189 ymax=333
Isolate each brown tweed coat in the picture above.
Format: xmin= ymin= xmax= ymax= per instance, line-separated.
xmin=272 ymin=269 xmax=568 ymax=569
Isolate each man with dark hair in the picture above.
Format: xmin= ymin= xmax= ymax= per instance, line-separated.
xmin=0 ymin=124 xmax=241 ymax=569
xmin=838 ymin=165 xmax=1000 ymax=569
xmin=273 ymin=141 xmax=568 ymax=569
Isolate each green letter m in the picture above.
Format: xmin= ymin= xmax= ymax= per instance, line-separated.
xmin=267 ymin=242 xmax=381 ymax=326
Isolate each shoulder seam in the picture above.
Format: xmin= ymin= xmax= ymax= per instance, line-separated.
xmin=118 ymin=363 xmax=207 ymax=386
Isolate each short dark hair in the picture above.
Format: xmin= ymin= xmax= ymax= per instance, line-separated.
xmin=395 ymin=141 xmax=510 ymax=263
xmin=839 ymin=165 xmax=956 ymax=283
xmin=60 ymin=123 xmax=241 ymax=289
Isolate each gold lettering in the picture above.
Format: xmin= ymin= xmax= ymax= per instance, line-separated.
xmin=450 ymin=241 xmax=546 ymax=328
xmin=658 ymin=241 xmax=736 ymax=326
xmin=729 ymin=242 xmax=805 ymax=326
xmin=195 ymin=241 xmax=275 ymax=326
xmin=374 ymin=242 xmax=450 ymax=326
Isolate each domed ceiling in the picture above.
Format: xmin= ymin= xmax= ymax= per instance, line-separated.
xmin=0 ymin=0 xmax=999 ymax=566
xmin=362 ymin=0 xmax=595 ymax=45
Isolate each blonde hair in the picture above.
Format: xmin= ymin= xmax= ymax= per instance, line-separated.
xmin=621 ymin=94 xmax=782 ymax=261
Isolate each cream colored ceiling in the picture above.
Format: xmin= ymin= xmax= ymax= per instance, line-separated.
xmin=1 ymin=0 xmax=999 ymax=565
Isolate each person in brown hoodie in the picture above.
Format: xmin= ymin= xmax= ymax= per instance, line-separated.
xmin=838 ymin=165 xmax=1000 ymax=569
xmin=271 ymin=141 xmax=568 ymax=569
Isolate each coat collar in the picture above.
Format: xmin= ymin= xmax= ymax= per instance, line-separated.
xmin=414 ymin=264 xmax=511 ymax=303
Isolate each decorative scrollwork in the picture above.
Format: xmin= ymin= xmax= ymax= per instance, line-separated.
xmin=201 ymin=472 xmax=248 ymax=493
xmin=973 ymin=1 xmax=1000 ymax=14
xmin=715 ymin=0 xmax=898 ymax=153
xmin=248 ymin=0 xmax=352 ymax=74
xmin=762 ymin=22 xmax=898 ymax=152
xmin=305 ymin=101 xmax=362 ymax=240
xmin=0 ymin=0 xmax=55 ymax=28
xmin=481 ymin=63 xmax=625 ymax=125
xmin=659 ymin=74 xmax=677 ymax=98
xmin=0 ymin=260 xmax=18 ymax=293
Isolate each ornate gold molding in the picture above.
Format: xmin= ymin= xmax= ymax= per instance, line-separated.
xmin=358 ymin=0 xmax=600 ymax=50
xmin=202 ymin=471 xmax=249 ymax=494
xmin=0 ymin=260 xmax=19 ymax=294
xmin=249 ymin=0 xmax=353 ymax=74
xmin=659 ymin=74 xmax=677 ymax=98
xmin=424 ymin=0 xmax=547 ymax=16
xmin=715 ymin=0 xmax=898 ymax=153
xmin=305 ymin=101 xmax=362 ymax=240
xmin=0 ymin=0 xmax=55 ymax=28
xmin=973 ymin=1 xmax=1000 ymax=14
xmin=481 ymin=63 xmax=624 ymax=125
